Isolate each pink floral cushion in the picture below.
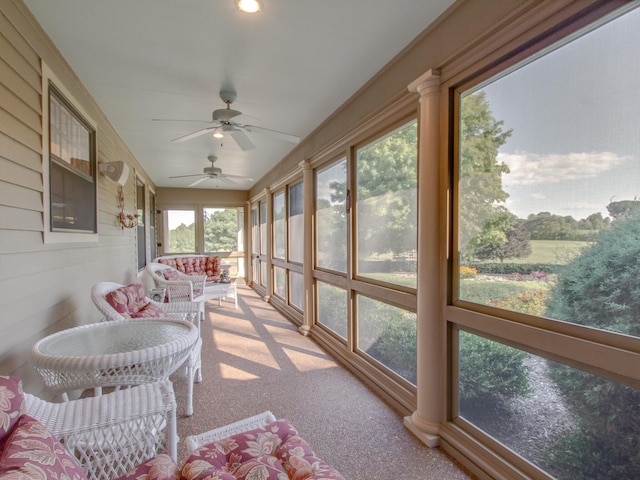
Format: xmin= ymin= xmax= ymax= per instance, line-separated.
xmin=0 ymin=414 xmax=87 ymax=480
xmin=130 ymin=302 xmax=167 ymax=318
xmin=181 ymin=419 xmax=345 ymax=480
xmin=158 ymin=256 xmax=221 ymax=282
xmin=162 ymin=270 xmax=180 ymax=281
xmin=0 ymin=376 xmax=25 ymax=452
xmin=115 ymin=453 xmax=178 ymax=480
xmin=105 ymin=283 xmax=153 ymax=318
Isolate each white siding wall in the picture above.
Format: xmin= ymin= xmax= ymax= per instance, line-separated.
xmin=0 ymin=1 xmax=152 ymax=396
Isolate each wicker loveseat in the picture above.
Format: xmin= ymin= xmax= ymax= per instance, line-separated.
xmin=154 ymin=255 xmax=222 ymax=283
xmin=153 ymin=255 xmax=235 ymax=305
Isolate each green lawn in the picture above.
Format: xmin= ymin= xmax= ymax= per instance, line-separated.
xmin=511 ymin=240 xmax=591 ymax=265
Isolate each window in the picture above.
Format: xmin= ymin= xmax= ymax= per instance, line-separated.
xmin=273 ymin=191 xmax=286 ymax=259
xmin=45 ymin=71 xmax=97 ymax=242
xmin=357 ymin=295 xmax=416 ymax=384
xmin=356 ymin=120 xmax=417 ymax=288
xmin=316 ymin=159 xmax=347 ymax=272
xmin=317 ymin=281 xmax=347 ymax=339
xmin=149 ymin=191 xmax=157 ymax=261
xmin=289 ymin=271 xmax=304 ymax=310
xmin=288 ymin=181 xmax=304 ymax=264
xmin=453 ymin=5 xmax=640 ymax=478
xmin=204 ymin=208 xmax=239 ymax=252
xmin=164 ymin=209 xmax=195 ymax=253
xmin=136 ymin=179 xmax=146 ymax=270
xmin=274 ymin=266 xmax=286 ymax=299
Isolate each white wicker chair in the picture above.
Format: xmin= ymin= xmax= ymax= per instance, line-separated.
xmin=25 ymin=379 xmax=177 ymax=480
xmin=90 ymin=281 xmax=202 ymax=416
xmin=145 ymin=262 xmax=206 ymax=321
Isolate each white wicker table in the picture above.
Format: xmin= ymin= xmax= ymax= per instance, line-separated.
xmin=206 ymin=281 xmax=237 ymax=309
xmin=31 ymin=318 xmax=198 ymax=401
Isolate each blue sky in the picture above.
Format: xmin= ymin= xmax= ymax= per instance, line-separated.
xmin=480 ymin=6 xmax=640 ymax=221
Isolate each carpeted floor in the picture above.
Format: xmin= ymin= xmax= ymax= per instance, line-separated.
xmin=171 ymin=284 xmax=475 ymax=479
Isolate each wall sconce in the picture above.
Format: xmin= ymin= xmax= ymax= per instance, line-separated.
xmin=117 ymin=185 xmax=138 ymax=230
xmin=99 ymin=161 xmax=129 ymax=185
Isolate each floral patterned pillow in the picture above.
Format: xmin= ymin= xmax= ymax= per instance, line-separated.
xmin=181 ymin=419 xmax=345 ymax=480
xmin=115 ymin=453 xmax=178 ymax=480
xmin=0 ymin=414 xmax=87 ymax=480
xmin=0 ymin=376 xmax=24 ymax=452
xmin=162 ymin=269 xmax=181 ymax=281
xmin=105 ymin=283 xmax=150 ymax=317
xmin=130 ymin=302 xmax=167 ymax=318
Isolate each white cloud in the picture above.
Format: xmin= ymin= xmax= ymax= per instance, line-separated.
xmin=499 ymin=151 xmax=628 ymax=186
xmin=529 ymin=192 xmax=546 ymax=200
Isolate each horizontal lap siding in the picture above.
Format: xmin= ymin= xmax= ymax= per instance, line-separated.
xmin=0 ymin=1 xmax=143 ymax=397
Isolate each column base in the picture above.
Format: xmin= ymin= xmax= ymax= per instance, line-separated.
xmin=298 ymin=325 xmax=311 ymax=337
xmin=403 ymin=414 xmax=440 ymax=448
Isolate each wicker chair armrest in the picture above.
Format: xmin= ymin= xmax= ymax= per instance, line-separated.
xmin=25 ymin=380 xmax=177 ymax=480
xmin=150 ymin=299 xmax=200 ymax=323
xmin=185 ymin=411 xmax=276 ymax=453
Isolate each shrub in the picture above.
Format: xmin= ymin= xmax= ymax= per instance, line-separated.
xmin=544 ymin=216 xmax=640 ymax=479
xmin=458 ymin=331 xmax=531 ymax=413
xmin=460 ymin=265 xmax=478 ymax=279
xmin=490 ymin=290 xmax=549 ymax=316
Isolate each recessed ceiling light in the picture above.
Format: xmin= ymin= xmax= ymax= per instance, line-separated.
xmin=236 ymin=0 xmax=262 ymax=13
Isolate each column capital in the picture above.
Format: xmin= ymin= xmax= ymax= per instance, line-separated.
xmin=298 ymin=159 xmax=312 ymax=171
xmin=408 ymin=69 xmax=441 ymax=97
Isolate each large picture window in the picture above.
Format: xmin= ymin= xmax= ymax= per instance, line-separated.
xmin=316 ymin=159 xmax=347 ymax=272
xmin=453 ymin=5 xmax=640 ymax=478
xmin=48 ymin=81 xmax=96 ymax=235
xmin=356 ymin=120 xmax=417 ymax=288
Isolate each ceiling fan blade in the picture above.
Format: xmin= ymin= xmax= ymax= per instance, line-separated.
xmin=152 ymin=118 xmax=212 ymax=123
xmin=172 ymin=126 xmax=215 ymax=143
xmin=168 ymin=173 xmax=205 ymax=179
xmin=230 ymin=128 xmax=255 ymax=151
xmin=222 ymin=173 xmax=254 ymax=181
xmin=243 ymin=125 xmax=300 ymax=144
xmin=188 ymin=177 xmax=209 ymax=187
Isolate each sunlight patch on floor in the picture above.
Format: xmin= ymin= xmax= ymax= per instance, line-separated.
xmin=219 ymin=362 xmax=261 ymax=380
xmin=282 ymin=346 xmax=338 ymax=372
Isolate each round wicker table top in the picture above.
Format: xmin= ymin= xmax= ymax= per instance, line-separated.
xmin=31 ymin=318 xmax=198 ymax=398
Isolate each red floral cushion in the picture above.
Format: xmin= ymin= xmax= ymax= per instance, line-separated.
xmin=131 ymin=302 xmax=167 ymax=318
xmin=105 ymin=283 xmax=151 ymax=317
xmin=115 ymin=453 xmax=178 ymax=480
xmin=0 ymin=414 xmax=87 ymax=480
xmin=0 ymin=376 xmax=25 ymax=452
xmin=181 ymin=419 xmax=345 ymax=480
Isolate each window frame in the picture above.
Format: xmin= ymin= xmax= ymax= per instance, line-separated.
xmin=42 ymin=62 xmax=98 ymax=244
xmin=446 ymin=2 xmax=640 ymax=448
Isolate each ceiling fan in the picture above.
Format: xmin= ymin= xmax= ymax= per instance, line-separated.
xmin=160 ymin=90 xmax=301 ymax=151
xmin=169 ymin=155 xmax=254 ymax=187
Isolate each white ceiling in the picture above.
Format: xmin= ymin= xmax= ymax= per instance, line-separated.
xmin=24 ymin=0 xmax=454 ymax=190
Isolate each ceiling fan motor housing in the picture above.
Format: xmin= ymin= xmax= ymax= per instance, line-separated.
xmin=204 ymin=166 xmax=222 ymax=175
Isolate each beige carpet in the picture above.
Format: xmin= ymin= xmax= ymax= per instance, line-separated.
xmin=171 ymin=284 xmax=475 ymax=479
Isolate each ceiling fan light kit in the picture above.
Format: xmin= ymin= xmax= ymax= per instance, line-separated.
xmin=236 ymin=0 xmax=262 ymax=13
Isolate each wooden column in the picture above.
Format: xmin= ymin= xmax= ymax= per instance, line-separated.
xmin=403 ymin=69 xmax=442 ymax=447
xmin=299 ymin=160 xmax=314 ymax=336
xmin=264 ymin=187 xmax=273 ymax=302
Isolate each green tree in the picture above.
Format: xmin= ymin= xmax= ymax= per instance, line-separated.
xmin=204 ymin=208 xmax=238 ymax=252
xmin=459 ymin=91 xmax=513 ymax=260
xmin=473 ymin=214 xmax=532 ymax=263
xmin=524 ymin=212 xmax=579 ymax=240
xmin=169 ymin=222 xmax=195 ymax=253
xmin=607 ymin=199 xmax=640 ymax=220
